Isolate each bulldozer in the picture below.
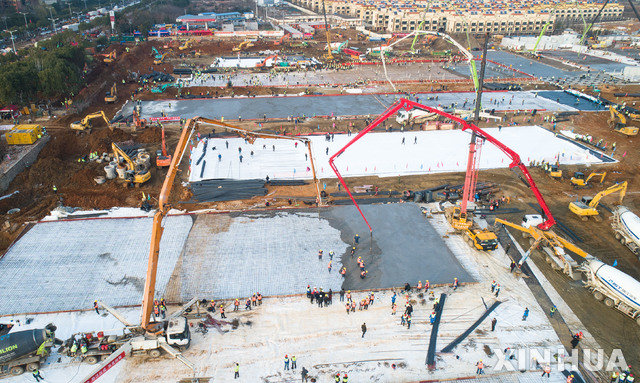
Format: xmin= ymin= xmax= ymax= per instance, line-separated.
xmin=608 ymin=105 xmax=639 ymax=136
xmin=570 ymin=171 xmax=606 ymax=188
xmin=112 ymin=142 xmax=151 ymax=186
xmin=569 ymin=181 xmax=627 ymax=221
xmin=104 ymin=83 xmax=117 ymax=103
xmin=70 ymin=111 xmax=111 ymax=133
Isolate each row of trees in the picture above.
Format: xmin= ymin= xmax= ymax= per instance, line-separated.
xmin=0 ymin=31 xmax=87 ymax=106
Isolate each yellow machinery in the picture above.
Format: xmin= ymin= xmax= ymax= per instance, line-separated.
xmin=178 ymin=39 xmax=195 ymax=51
xmin=495 ymin=217 xmax=588 ymax=278
xmin=320 ymin=0 xmax=333 ymax=60
xmin=546 ymin=164 xmax=562 ymax=179
xmin=445 ymin=206 xmax=473 ymax=230
xmin=153 ymin=51 xmax=172 ymax=65
xmin=232 ymin=40 xmax=254 ymax=52
xmin=609 ymin=106 xmax=639 ymax=136
xmin=104 ymin=83 xmax=117 ymax=103
xmin=103 ymin=51 xmax=116 ymax=63
xmin=111 ymin=142 xmax=151 ymax=186
xmin=569 ymin=181 xmax=627 ymax=221
xmin=5 ymin=124 xmax=43 ymax=145
xmin=70 ymin=111 xmax=111 ymax=132
xmin=570 ymin=171 xmax=606 ymax=188
xmin=465 ymin=227 xmax=499 ymax=251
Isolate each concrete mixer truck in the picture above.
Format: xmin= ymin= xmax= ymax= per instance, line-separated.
xmin=580 ymin=260 xmax=640 ymax=326
xmin=611 ymin=206 xmax=640 ymax=257
xmin=0 ymin=324 xmax=57 ymax=377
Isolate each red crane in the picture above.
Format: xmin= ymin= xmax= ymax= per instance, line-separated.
xmin=328 ymin=98 xmax=556 ymax=232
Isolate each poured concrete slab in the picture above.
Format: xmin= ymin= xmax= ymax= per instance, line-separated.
xmin=169 ymin=203 xmax=473 ymax=301
xmin=0 ymin=216 xmax=193 ymax=315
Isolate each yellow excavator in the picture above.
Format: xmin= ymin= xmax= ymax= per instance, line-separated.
xmin=70 ymin=111 xmax=111 ymax=132
xmin=178 ymin=39 xmax=195 ymax=51
xmin=104 ymin=83 xmax=117 ymax=103
xmin=153 ymin=51 xmax=172 ymax=65
xmin=232 ymin=40 xmax=254 ymax=52
xmin=570 ymin=171 xmax=606 ymax=188
xmin=111 ymin=142 xmax=151 ymax=186
xmin=569 ymin=181 xmax=627 ymax=221
xmin=546 ymin=164 xmax=562 ymax=179
xmin=103 ymin=51 xmax=116 ymax=63
xmin=608 ymin=105 xmax=639 ymax=136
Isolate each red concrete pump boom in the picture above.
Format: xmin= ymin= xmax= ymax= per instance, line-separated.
xmin=328 ymin=98 xmax=556 ymax=232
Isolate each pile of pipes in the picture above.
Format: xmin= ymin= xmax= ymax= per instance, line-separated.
xmin=138 ymin=71 xmax=175 ymax=83
xmin=484 ymin=83 xmax=522 ymax=91
xmin=402 ymin=184 xmax=448 ymax=203
xmin=433 ymin=182 xmax=499 ymax=203
xmin=267 ymin=180 xmax=307 ymax=186
xmin=190 ymin=179 xmax=268 ymax=202
xmin=103 ymin=142 xmax=151 ymax=181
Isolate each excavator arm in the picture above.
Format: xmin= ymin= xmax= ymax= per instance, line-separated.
xmin=329 ymin=98 xmax=556 ymax=232
xmin=112 ymin=142 xmax=135 ymax=171
xmin=590 ymin=181 xmax=627 ymax=208
xmin=585 ymin=171 xmax=606 ymax=184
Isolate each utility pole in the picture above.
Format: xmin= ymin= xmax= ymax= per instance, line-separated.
xmin=48 ymin=8 xmax=56 ymax=32
xmin=19 ymin=12 xmax=28 ymax=28
xmin=6 ymin=30 xmax=17 ymax=54
xmin=68 ymin=1 xmax=73 ymax=17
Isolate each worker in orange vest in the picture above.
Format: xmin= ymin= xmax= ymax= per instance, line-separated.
xmin=476 ymin=360 xmax=484 ymax=374
xmin=220 ymin=304 xmax=226 ymax=318
xmin=257 ymin=293 xmax=262 ymax=305
xmin=251 ymin=294 xmax=257 ymax=306
xmin=233 ymin=298 xmax=240 ymax=311
xmin=417 ymin=281 xmax=422 ymax=290
xmin=340 ymin=267 xmax=347 ymax=276
xmin=542 ymin=364 xmax=551 ymax=377
xmin=567 ymin=374 xmax=574 ymax=383
xmin=346 ymin=291 xmax=351 ymax=301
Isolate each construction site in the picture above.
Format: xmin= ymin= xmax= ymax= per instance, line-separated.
xmin=2 ymin=0 xmax=640 ymax=382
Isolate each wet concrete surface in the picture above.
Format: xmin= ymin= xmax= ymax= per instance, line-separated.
xmin=123 ymin=90 xmax=587 ymax=121
xmin=322 ymin=202 xmax=473 ymax=291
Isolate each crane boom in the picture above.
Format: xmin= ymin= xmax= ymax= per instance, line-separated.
xmin=329 ymin=98 xmax=556 ymax=232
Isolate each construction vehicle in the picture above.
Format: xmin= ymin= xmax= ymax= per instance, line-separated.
xmin=580 ymin=259 xmax=640 ymax=326
xmin=111 ymin=142 xmax=151 ymax=186
xmin=104 ymin=83 xmax=117 ymax=103
xmin=464 ymin=226 xmax=499 ymax=251
xmin=154 ymin=51 xmax=171 ymax=65
xmin=103 ymin=51 xmax=116 ymax=63
xmin=320 ymin=0 xmax=333 ymax=60
xmin=0 ymin=325 xmax=57 ymax=377
xmin=496 ymin=216 xmax=589 ymax=280
xmin=546 ymin=164 xmax=563 ymax=179
xmin=329 ymin=98 xmax=557 ymax=250
xmin=611 ymin=206 xmax=640 ymax=256
xmin=608 ymin=105 xmax=639 ymax=136
xmin=569 ymin=181 xmax=627 ymax=221
xmin=156 ymin=124 xmax=171 ymax=167
xmin=70 ymin=111 xmax=111 ymax=132
xmin=232 ymin=40 xmax=254 ymax=52
xmin=570 ymin=171 xmax=606 ymax=188
xmin=61 ymin=300 xmax=192 ymax=366
xmin=178 ymin=38 xmax=195 ymax=51
xmin=274 ymin=34 xmax=290 ymax=46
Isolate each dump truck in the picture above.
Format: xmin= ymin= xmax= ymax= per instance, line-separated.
xmin=0 ymin=325 xmax=57 ymax=377
xmin=611 ymin=206 xmax=640 ymax=256
xmin=580 ymin=259 xmax=640 ymax=326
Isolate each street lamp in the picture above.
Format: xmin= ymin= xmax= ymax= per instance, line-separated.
xmin=6 ymin=30 xmax=17 ymax=54
xmin=18 ymin=12 xmax=28 ymax=29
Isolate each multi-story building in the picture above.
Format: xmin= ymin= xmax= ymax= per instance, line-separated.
xmin=290 ymin=0 xmax=624 ymax=34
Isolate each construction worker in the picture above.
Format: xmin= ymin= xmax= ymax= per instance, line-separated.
xmin=343 ymin=373 xmax=348 ymax=382
xmin=69 ymin=341 xmax=78 ymax=356
xmin=354 ymin=234 xmax=360 ymax=244
xmin=318 ymin=250 xmax=323 ymax=259
xmin=335 ymin=373 xmax=341 ymax=382
xmin=220 ymin=304 xmax=226 ymax=318
xmin=245 ymin=298 xmax=251 ymax=310
xmin=257 ymin=293 xmax=262 ymax=305
xmin=328 ymin=260 xmax=332 ymax=272
xmin=346 ymin=291 xmax=351 ymax=301
xmin=350 ymin=246 xmax=356 ymax=256
xmin=301 ymin=367 xmax=309 ymax=382
xmin=291 ymin=355 xmax=297 ymax=369
xmin=392 ymin=303 xmax=397 ymax=315
xmin=628 ymin=374 xmax=635 ymax=383
xmin=567 ymin=374 xmax=574 ymax=383
xmin=53 ymin=185 xmax=58 ymax=194
xmin=429 ymin=311 xmax=436 ymax=325
xmin=491 ymin=280 xmax=497 ymax=293
xmin=346 ymin=302 xmax=350 ymax=315
xmin=522 ymin=307 xmax=529 ymax=321
xmin=284 ymin=354 xmax=290 ymax=370
xmin=491 ymin=317 xmax=497 ymax=331
xmin=32 ymin=369 xmax=44 ymax=382
xmin=93 ymin=300 xmax=99 ymax=314
xmin=611 ymin=371 xmax=619 ymax=382
xmin=494 ymin=284 xmax=501 ymax=297
xmin=542 ymin=364 xmax=551 ymax=378
xmin=340 ymin=267 xmax=346 ymax=276
xmin=306 ymin=285 xmax=311 ymax=298
xmin=452 ymin=277 xmax=459 ymax=290
xmin=329 ymin=251 xmax=335 ymax=260
xmin=234 ymin=362 xmax=239 ymax=379
xmin=425 ymin=280 xmax=429 ymax=291
xmin=550 ymin=305 xmax=557 ymax=318
xmin=361 ymin=322 xmax=367 ymax=338
xmin=407 ymin=315 xmax=412 ymax=329
xmin=234 ymin=299 xmax=240 ymax=311
xmin=476 ymin=360 xmax=484 ymax=374
xmin=80 ymin=342 xmax=87 ymax=354
xmin=417 ymin=281 xmax=422 ymax=290
xmin=252 ymin=294 xmax=257 ymax=306
xmin=360 ymin=270 xmax=367 ymax=279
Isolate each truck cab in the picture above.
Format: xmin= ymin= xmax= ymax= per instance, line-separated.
xmin=465 ymin=228 xmax=498 ymax=251
xmin=165 ymin=317 xmax=190 ymax=349
xmin=521 ymin=214 xmax=544 ymax=229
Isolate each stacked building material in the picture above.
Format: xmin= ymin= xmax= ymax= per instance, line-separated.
xmin=190 ymin=179 xmax=267 ymax=202
xmin=267 ymin=180 xmax=307 ymax=186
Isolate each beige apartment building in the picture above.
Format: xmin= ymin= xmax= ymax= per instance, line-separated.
xmin=290 ymin=0 xmax=624 ymax=34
